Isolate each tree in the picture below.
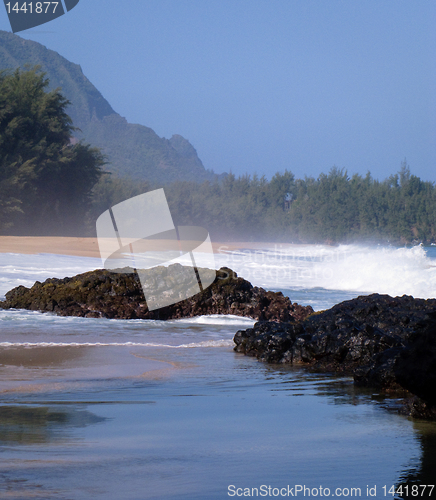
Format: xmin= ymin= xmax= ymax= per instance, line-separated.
xmin=0 ymin=67 xmax=105 ymax=235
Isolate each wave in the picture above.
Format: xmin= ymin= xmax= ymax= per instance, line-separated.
xmin=215 ymin=244 xmax=436 ymax=299
xmin=0 ymin=308 xmax=255 ymax=327
xmin=314 ymin=244 xmax=436 ymax=297
xmin=173 ymin=314 xmax=256 ymax=326
xmin=0 ymin=253 xmax=100 ymax=299
xmin=0 ymin=339 xmax=234 ymax=348
xmin=2 ymin=244 xmax=436 ymax=303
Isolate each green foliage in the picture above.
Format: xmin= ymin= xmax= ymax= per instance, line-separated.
xmin=157 ymin=165 xmax=436 ymax=244
xmin=0 ymin=67 xmax=104 ymax=235
xmin=163 ymin=170 xmax=298 ymax=241
xmin=87 ymin=174 xmax=150 ymax=224
xmin=83 ymin=164 xmax=436 ymax=244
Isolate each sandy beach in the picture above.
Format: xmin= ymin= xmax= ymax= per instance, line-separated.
xmin=0 ymin=236 xmax=103 ymax=258
xmin=0 ymin=235 xmax=303 ymax=258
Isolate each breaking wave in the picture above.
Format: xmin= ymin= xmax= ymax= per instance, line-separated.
xmin=215 ymin=244 xmax=436 ymax=298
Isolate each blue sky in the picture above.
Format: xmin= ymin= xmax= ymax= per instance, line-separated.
xmin=1 ymin=0 xmax=435 ymax=181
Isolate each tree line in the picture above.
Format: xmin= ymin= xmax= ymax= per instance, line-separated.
xmin=91 ymin=164 xmax=436 ymax=245
xmin=1 ymin=68 xmax=435 ymax=244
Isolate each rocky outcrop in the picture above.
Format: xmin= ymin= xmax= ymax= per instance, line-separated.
xmin=234 ymin=293 xmax=436 ymax=418
xmin=0 ymin=265 xmax=313 ymax=322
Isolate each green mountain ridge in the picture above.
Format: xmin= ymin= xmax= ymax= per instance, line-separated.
xmin=0 ymin=30 xmax=219 ymax=184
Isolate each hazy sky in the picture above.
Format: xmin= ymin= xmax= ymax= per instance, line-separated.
xmin=1 ymin=0 xmax=435 ymax=181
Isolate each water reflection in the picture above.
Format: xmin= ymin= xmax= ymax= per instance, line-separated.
xmin=0 ymin=346 xmax=85 ymax=367
xmin=0 ymin=351 xmax=435 ymax=499
xmin=0 ymin=405 xmax=106 ymax=444
xmin=397 ymin=421 xmax=436 ymax=498
xmin=263 ymin=363 xmax=436 ymax=499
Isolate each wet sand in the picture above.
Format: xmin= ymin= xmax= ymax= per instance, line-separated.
xmin=0 ymin=345 xmax=176 ymax=394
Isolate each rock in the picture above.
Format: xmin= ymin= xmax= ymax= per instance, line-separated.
xmin=234 ymin=293 xmax=436 ymax=418
xmin=0 ymin=265 xmax=313 ymax=322
xmin=394 ymin=313 xmax=436 ymax=406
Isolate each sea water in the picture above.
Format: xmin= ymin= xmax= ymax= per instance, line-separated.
xmin=0 ymin=244 xmax=436 ymax=499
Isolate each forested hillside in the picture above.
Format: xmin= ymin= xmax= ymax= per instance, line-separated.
xmin=0 ymin=30 xmax=218 ymax=184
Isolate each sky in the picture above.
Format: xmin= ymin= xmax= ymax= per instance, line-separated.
xmin=1 ymin=0 xmax=435 ymax=181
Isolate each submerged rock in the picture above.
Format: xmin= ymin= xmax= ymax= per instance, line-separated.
xmin=234 ymin=293 xmax=436 ymax=419
xmin=0 ymin=265 xmax=313 ymax=322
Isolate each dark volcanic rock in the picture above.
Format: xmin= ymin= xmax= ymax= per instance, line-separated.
xmin=234 ymin=294 xmax=436 ymax=418
xmin=394 ymin=314 xmax=436 ymax=407
xmin=0 ymin=265 xmax=313 ymax=322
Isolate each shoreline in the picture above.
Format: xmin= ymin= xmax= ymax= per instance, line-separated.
xmin=0 ymin=236 xmax=310 ymax=258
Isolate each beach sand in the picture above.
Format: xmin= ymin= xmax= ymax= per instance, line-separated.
xmin=0 ymin=236 xmax=102 ymax=258
xmin=0 ymin=236 xmax=303 ymax=258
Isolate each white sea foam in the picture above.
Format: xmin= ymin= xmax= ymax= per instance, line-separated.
xmin=174 ymin=314 xmax=256 ymax=326
xmin=214 ymin=244 xmax=436 ymax=299
xmin=2 ymin=245 xmax=436 ymax=305
xmin=0 ymin=253 xmax=100 ymax=299
xmin=0 ymin=308 xmax=255 ymax=328
xmin=0 ymin=339 xmax=234 ymax=348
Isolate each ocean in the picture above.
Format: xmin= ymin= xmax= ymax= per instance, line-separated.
xmin=1 ymin=244 xmax=436 ymax=500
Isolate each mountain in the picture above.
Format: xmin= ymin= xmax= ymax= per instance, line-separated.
xmin=0 ymin=30 xmax=219 ymax=184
